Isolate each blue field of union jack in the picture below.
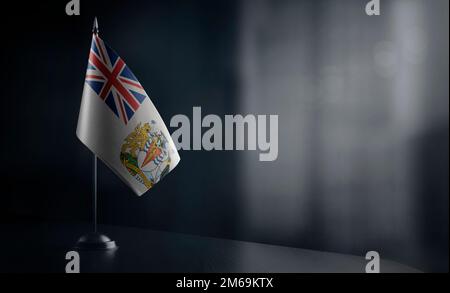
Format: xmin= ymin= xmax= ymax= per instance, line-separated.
xmin=85 ymin=34 xmax=148 ymax=124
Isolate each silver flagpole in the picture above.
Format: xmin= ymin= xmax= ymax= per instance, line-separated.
xmin=74 ymin=17 xmax=117 ymax=250
xmin=93 ymin=16 xmax=99 ymax=234
xmin=93 ymin=155 xmax=97 ymax=233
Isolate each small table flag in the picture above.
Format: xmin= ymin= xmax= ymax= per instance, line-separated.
xmin=76 ymin=24 xmax=180 ymax=196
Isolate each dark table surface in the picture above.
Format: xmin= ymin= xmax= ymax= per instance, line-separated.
xmin=0 ymin=222 xmax=420 ymax=273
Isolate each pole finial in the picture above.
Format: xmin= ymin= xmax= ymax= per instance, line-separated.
xmin=93 ymin=17 xmax=99 ymax=35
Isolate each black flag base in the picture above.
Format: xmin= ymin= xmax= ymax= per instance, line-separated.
xmin=75 ymin=232 xmax=117 ymax=250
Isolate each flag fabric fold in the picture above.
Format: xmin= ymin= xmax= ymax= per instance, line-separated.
xmin=77 ymin=33 xmax=180 ymax=196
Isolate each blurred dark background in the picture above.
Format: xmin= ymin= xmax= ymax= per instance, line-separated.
xmin=0 ymin=0 xmax=448 ymax=272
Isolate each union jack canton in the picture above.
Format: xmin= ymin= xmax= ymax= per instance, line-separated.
xmin=85 ymin=34 xmax=147 ymax=124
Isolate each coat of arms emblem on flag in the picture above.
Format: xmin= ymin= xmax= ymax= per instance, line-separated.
xmin=76 ymin=23 xmax=180 ymax=196
xmin=120 ymin=121 xmax=172 ymax=189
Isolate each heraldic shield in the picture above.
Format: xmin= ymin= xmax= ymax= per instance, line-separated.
xmin=120 ymin=121 xmax=172 ymax=190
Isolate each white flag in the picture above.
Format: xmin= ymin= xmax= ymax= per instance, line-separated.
xmin=76 ymin=32 xmax=180 ymax=196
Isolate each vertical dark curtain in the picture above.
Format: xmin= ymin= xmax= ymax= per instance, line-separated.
xmin=238 ymin=0 xmax=448 ymax=272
